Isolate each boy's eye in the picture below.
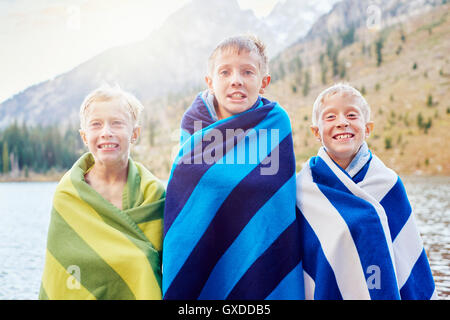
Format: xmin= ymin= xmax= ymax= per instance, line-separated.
xmin=325 ymin=114 xmax=335 ymax=120
xmin=219 ymin=70 xmax=229 ymax=76
xmin=244 ymin=70 xmax=254 ymax=75
xmin=112 ymin=120 xmax=124 ymax=126
xmin=90 ymin=121 xmax=101 ymax=127
xmin=347 ymin=113 xmax=358 ymax=119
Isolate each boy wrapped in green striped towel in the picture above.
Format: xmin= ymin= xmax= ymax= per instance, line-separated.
xmin=39 ymin=85 xmax=165 ymax=300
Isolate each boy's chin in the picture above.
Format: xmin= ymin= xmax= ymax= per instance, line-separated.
xmin=226 ymin=100 xmax=258 ymax=114
xmin=218 ymin=104 xmax=251 ymax=118
xmin=326 ymin=145 xmax=360 ymax=162
xmin=92 ymin=152 xmax=129 ymax=166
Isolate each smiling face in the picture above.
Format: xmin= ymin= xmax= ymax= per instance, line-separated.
xmin=205 ymin=48 xmax=270 ymax=119
xmin=311 ymin=93 xmax=374 ymax=169
xmin=79 ymin=98 xmax=140 ymax=168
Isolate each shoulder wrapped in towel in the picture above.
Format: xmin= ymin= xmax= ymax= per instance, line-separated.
xmin=163 ymin=91 xmax=304 ymax=299
xmin=39 ymin=153 xmax=165 ymax=300
xmin=296 ymin=143 xmax=436 ymax=300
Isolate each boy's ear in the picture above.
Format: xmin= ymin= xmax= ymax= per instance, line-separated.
xmin=310 ymin=125 xmax=321 ymax=142
xmin=79 ymin=129 xmax=88 ymax=146
xmin=365 ymin=121 xmax=374 ymax=137
xmin=259 ymin=75 xmax=271 ymax=94
xmin=132 ymin=126 xmax=141 ymax=143
xmin=205 ymin=76 xmax=214 ymax=94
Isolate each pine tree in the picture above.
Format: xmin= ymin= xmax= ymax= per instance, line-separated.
xmin=427 ymin=94 xmax=433 ymax=107
xmin=375 ymin=37 xmax=383 ymax=67
xmin=302 ymin=71 xmax=311 ymax=97
xmin=2 ymin=141 xmax=8 ymax=174
xmin=319 ymin=53 xmax=328 ymax=84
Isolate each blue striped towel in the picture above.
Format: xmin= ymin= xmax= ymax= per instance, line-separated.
xmin=163 ymin=91 xmax=304 ymax=300
xmin=296 ymin=143 xmax=436 ymax=299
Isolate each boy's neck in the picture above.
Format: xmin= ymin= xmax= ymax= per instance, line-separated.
xmin=326 ymin=142 xmax=369 ymax=173
xmin=332 ymin=156 xmax=353 ymax=170
xmin=212 ymin=96 xmax=230 ymax=120
xmin=86 ymin=160 xmax=129 ymax=185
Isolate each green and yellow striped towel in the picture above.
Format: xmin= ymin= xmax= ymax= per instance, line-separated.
xmin=39 ymin=153 xmax=164 ymax=300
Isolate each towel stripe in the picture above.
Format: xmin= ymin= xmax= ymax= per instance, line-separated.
xmin=298 ymin=207 xmax=342 ymax=300
xmin=392 ymin=211 xmax=424 ymax=288
xmin=380 ymin=177 xmax=413 ymax=241
xmin=400 ymin=249 xmax=436 ymax=299
xmin=266 ymin=261 xmax=304 ymax=300
xmin=352 ymin=156 xmax=371 ymax=184
xmin=357 ymin=156 xmax=398 ymax=202
xmin=377 ymin=169 xmax=434 ymax=299
xmin=226 ymin=208 xmax=303 ymax=300
xmin=164 ymin=135 xmax=294 ymax=299
xmin=138 ymin=219 xmax=164 ymax=252
xmin=303 ymin=271 xmax=315 ymax=300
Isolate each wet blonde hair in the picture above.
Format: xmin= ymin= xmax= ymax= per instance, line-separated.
xmin=312 ymin=83 xmax=371 ymax=126
xmin=79 ymin=84 xmax=143 ymax=130
xmin=207 ymin=34 xmax=269 ymax=76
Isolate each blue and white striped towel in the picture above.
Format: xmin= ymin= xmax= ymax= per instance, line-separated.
xmin=296 ymin=143 xmax=436 ymax=299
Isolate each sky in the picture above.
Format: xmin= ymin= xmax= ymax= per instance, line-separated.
xmin=0 ymin=0 xmax=281 ymax=103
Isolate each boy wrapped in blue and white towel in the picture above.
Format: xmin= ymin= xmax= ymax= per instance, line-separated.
xmin=297 ymin=83 xmax=436 ymax=300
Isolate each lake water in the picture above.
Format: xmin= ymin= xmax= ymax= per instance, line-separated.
xmin=0 ymin=177 xmax=448 ymax=300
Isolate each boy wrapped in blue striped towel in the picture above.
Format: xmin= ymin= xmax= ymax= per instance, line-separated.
xmin=297 ymin=83 xmax=436 ymax=299
xmin=163 ymin=35 xmax=304 ymax=300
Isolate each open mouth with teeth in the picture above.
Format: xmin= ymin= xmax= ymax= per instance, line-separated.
xmin=333 ymin=133 xmax=355 ymax=140
xmin=227 ymin=92 xmax=247 ymax=100
xmin=98 ymin=143 xmax=119 ymax=150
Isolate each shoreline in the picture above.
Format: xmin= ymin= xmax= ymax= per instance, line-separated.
xmin=0 ymin=173 xmax=63 ymax=183
xmin=0 ymin=173 xmax=449 ymax=183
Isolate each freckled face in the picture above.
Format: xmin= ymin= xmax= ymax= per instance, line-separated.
xmin=80 ymin=98 xmax=139 ymax=168
xmin=311 ymin=94 xmax=373 ymax=169
xmin=205 ymin=49 xmax=270 ymax=119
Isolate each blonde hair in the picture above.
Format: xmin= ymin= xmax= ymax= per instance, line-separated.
xmin=312 ymin=83 xmax=371 ymax=126
xmin=79 ymin=84 xmax=144 ymax=130
xmin=207 ymin=34 xmax=269 ymax=76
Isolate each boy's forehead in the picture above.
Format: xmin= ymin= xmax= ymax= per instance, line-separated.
xmin=321 ymin=93 xmax=363 ymax=110
xmin=213 ymin=47 xmax=262 ymax=67
xmin=85 ymin=97 xmax=131 ymax=118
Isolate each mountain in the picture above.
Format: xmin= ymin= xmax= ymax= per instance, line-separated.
xmin=0 ymin=0 xmax=335 ymax=129
xmin=265 ymin=0 xmax=340 ymax=44
xmin=135 ymin=0 xmax=449 ymax=178
xmin=302 ymin=0 xmax=444 ymax=42
xmin=266 ymin=1 xmax=450 ymax=176
xmin=1 ymin=0 xmax=448 ymax=178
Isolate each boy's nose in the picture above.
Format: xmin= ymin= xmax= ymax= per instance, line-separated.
xmin=336 ymin=115 xmax=349 ymax=128
xmin=101 ymin=124 xmax=113 ymax=138
xmin=231 ymin=72 xmax=243 ymax=86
